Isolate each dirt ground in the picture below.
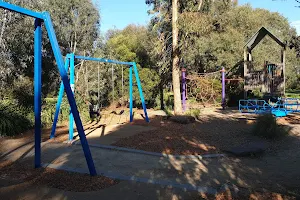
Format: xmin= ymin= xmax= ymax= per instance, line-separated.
xmin=108 ymin=107 xmax=300 ymax=198
xmin=1 ymin=107 xmax=300 ymax=199
xmin=113 ymin=108 xmax=300 ymax=156
xmin=0 ymin=160 xmax=118 ymax=192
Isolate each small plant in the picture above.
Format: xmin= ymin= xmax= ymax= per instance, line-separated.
xmin=186 ymin=108 xmax=201 ymax=120
xmin=41 ymin=95 xmax=90 ymax=127
xmin=154 ymin=91 xmax=174 ymax=111
xmin=164 ymin=106 xmax=174 ymax=117
xmin=252 ymin=114 xmax=289 ymax=139
xmin=250 ymin=88 xmax=263 ymax=99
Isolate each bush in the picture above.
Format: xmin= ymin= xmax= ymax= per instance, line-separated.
xmin=186 ymin=108 xmax=201 ymax=120
xmin=226 ymin=82 xmax=244 ymax=107
xmin=42 ymin=96 xmax=90 ymax=127
xmin=12 ymin=77 xmax=34 ymax=109
xmin=0 ymin=90 xmax=91 ymax=137
xmin=0 ymin=101 xmax=33 ymax=137
xmin=154 ymin=91 xmax=174 ymax=111
xmin=252 ymin=114 xmax=289 ymax=139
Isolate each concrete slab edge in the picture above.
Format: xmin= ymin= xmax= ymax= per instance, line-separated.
xmin=73 ymin=142 xmax=225 ymax=160
xmin=42 ymin=163 xmax=222 ymax=195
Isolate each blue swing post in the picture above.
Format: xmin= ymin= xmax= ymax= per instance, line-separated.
xmin=50 ymin=56 xmax=70 ymax=139
xmin=43 ymin=13 xmax=97 ymax=176
xmin=34 ymin=18 xmax=42 ymax=168
xmin=132 ymin=63 xmax=149 ymax=122
xmin=69 ymin=53 xmax=75 ymax=141
xmin=129 ymin=65 xmax=133 ymax=122
xmin=0 ymin=2 xmax=97 ymax=176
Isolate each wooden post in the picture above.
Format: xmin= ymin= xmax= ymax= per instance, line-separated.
xmin=282 ymin=47 xmax=286 ymax=96
xmin=244 ymin=48 xmax=248 ymax=99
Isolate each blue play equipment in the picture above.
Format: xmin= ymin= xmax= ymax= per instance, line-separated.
xmin=50 ymin=53 xmax=150 ymax=140
xmin=239 ymin=98 xmax=300 ymax=117
xmin=0 ymin=2 xmax=97 ymax=175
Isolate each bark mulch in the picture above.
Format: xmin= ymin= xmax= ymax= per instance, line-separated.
xmin=113 ymin=121 xmax=221 ymax=155
xmin=0 ymin=160 xmax=119 ymax=192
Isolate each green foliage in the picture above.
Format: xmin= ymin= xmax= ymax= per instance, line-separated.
xmin=11 ymin=77 xmax=34 ymax=109
xmin=41 ymin=96 xmax=90 ymax=127
xmin=164 ymin=107 xmax=174 ymax=117
xmin=147 ymin=1 xmax=300 ymax=110
xmin=100 ymin=25 xmax=160 ymax=107
xmin=0 ymin=96 xmax=91 ymax=137
xmin=0 ymin=0 xmax=100 ymax=98
xmin=0 ymin=101 xmax=33 ymax=137
xmin=45 ymin=0 xmax=100 ymax=54
xmin=186 ymin=109 xmax=201 ymax=120
xmin=179 ymin=4 xmax=297 ymax=73
xmin=226 ymin=82 xmax=244 ymax=107
xmin=252 ymin=88 xmax=263 ymax=98
xmin=252 ymin=114 xmax=289 ymax=139
xmin=2 ymin=0 xmax=300 ymax=130
xmin=154 ymin=91 xmax=174 ymax=110
xmin=286 ymin=90 xmax=300 ymax=99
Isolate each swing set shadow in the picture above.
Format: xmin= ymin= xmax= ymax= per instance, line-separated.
xmin=73 ymin=124 xmax=106 ymax=140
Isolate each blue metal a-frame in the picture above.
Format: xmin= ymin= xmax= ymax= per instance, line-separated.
xmin=0 ymin=1 xmax=97 ymax=176
xmin=50 ymin=53 xmax=150 ymax=140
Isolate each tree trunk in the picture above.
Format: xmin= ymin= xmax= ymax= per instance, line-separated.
xmin=0 ymin=10 xmax=8 ymax=46
xmin=197 ymin=0 xmax=203 ymax=11
xmin=85 ymin=63 xmax=89 ymax=97
xmin=160 ymin=81 xmax=164 ymax=110
xmin=172 ymin=0 xmax=182 ymax=115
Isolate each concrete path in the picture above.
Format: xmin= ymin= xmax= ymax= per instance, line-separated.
xmin=2 ymin=133 xmax=300 ymax=197
xmin=0 ymin=141 xmax=226 ymax=192
xmin=0 ymin=177 xmax=202 ymax=200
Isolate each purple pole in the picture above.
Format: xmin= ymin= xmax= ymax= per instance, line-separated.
xmin=221 ymin=67 xmax=226 ymax=110
xmin=182 ymin=68 xmax=186 ymax=112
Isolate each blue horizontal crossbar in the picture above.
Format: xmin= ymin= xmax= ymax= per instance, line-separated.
xmin=74 ymin=55 xmax=133 ymax=66
xmin=0 ymin=1 xmax=44 ymax=19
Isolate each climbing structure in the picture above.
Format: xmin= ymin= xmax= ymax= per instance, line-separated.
xmin=244 ymin=27 xmax=286 ymax=98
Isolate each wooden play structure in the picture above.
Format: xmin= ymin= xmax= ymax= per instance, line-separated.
xmin=243 ymin=27 xmax=286 ymax=99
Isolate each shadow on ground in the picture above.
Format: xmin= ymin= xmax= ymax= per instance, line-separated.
xmin=1 ymin=108 xmax=300 ymax=199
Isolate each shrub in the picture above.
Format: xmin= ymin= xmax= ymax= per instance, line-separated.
xmin=186 ymin=108 xmax=201 ymax=120
xmin=154 ymin=91 xmax=174 ymax=111
xmin=226 ymin=82 xmax=244 ymax=107
xmin=12 ymin=77 xmax=34 ymax=109
xmin=164 ymin=107 xmax=174 ymax=117
xmin=252 ymin=114 xmax=289 ymax=139
xmin=0 ymin=101 xmax=33 ymax=137
xmin=0 ymin=93 xmax=90 ymax=137
xmin=41 ymin=96 xmax=90 ymax=127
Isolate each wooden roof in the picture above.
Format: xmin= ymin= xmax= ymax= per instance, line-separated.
xmin=244 ymin=27 xmax=286 ymax=51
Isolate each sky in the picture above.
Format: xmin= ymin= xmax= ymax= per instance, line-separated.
xmin=98 ymin=0 xmax=300 ymax=34
xmin=98 ymin=0 xmax=151 ymax=34
xmin=239 ymin=0 xmax=300 ymax=33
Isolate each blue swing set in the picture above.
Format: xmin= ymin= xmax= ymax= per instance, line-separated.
xmin=0 ymin=1 xmax=149 ymax=176
xmin=50 ymin=54 xmax=150 ymax=141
